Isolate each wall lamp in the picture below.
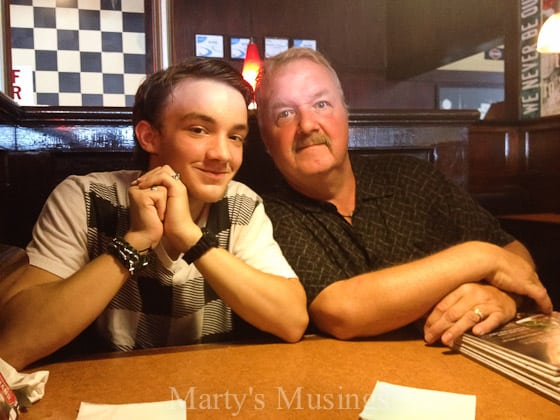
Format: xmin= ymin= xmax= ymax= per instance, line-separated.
xmin=242 ymin=39 xmax=261 ymax=109
xmin=537 ymin=12 xmax=560 ymax=53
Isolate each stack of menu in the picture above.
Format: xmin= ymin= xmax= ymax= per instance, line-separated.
xmin=453 ymin=312 xmax=560 ymax=404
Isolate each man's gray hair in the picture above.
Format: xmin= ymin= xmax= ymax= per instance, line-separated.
xmin=255 ymin=47 xmax=345 ymax=107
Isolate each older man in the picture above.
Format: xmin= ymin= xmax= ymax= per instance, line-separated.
xmin=255 ymin=47 xmax=552 ymax=345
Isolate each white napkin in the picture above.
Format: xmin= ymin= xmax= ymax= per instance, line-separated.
xmin=359 ymin=381 xmax=476 ymax=420
xmin=0 ymin=358 xmax=49 ymax=404
xmin=76 ymin=400 xmax=186 ymax=420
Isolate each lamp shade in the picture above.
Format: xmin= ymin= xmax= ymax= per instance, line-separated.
xmin=242 ymin=41 xmax=261 ymax=91
xmin=537 ymin=12 xmax=560 ymax=53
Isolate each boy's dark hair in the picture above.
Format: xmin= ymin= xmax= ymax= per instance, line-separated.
xmin=131 ymin=57 xmax=254 ymax=168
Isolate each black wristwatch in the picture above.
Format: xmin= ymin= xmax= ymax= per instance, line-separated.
xmin=184 ymin=228 xmax=218 ymax=264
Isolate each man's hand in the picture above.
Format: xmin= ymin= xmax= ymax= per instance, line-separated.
xmin=454 ymin=242 xmax=553 ymax=315
xmin=484 ymin=243 xmax=552 ymax=315
xmin=423 ymin=283 xmax=517 ymax=346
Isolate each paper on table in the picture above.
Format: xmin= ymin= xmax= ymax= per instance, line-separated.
xmin=0 ymin=357 xmax=49 ymax=404
xmin=359 ymin=381 xmax=476 ymax=420
xmin=76 ymin=400 xmax=186 ymax=420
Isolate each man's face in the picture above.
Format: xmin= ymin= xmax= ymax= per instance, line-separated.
xmin=258 ymin=59 xmax=349 ymax=186
xmin=152 ymin=78 xmax=248 ymax=205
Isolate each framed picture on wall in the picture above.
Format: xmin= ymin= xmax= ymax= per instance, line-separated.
xmin=264 ymin=37 xmax=289 ymax=58
xmin=230 ymin=37 xmax=250 ymax=60
xmin=293 ymin=39 xmax=317 ymax=50
xmin=6 ymin=0 xmax=155 ymax=107
xmin=195 ymin=34 xmax=224 ymax=58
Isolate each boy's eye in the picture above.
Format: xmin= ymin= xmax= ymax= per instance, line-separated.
xmin=230 ymin=135 xmax=245 ymax=143
xmin=189 ymin=126 xmax=207 ymax=135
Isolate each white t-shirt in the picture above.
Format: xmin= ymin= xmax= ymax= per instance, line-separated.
xmin=27 ymin=170 xmax=296 ymax=350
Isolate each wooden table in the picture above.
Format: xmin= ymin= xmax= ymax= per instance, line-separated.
xmin=20 ymin=333 xmax=559 ymax=419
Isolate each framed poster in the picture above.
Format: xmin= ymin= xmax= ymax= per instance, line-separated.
xmin=293 ymin=39 xmax=317 ymax=50
xmin=6 ymin=0 xmax=151 ymax=106
xmin=195 ymin=34 xmax=224 ymax=58
xmin=264 ymin=37 xmax=289 ymax=58
xmin=230 ymin=37 xmax=250 ymax=60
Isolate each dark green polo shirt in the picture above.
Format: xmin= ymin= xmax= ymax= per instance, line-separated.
xmin=263 ymin=154 xmax=515 ymax=304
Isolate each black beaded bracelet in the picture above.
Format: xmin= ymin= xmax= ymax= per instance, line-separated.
xmin=107 ymin=237 xmax=151 ymax=275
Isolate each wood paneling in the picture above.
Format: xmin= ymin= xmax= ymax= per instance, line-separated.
xmin=0 ymin=102 xmax=478 ymax=247
xmin=469 ymin=116 xmax=560 ymax=214
xmin=171 ymin=0 xmax=385 ymax=72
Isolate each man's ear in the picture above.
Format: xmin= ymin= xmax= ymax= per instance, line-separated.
xmin=135 ymin=120 xmax=160 ymax=153
xmin=263 ymin=139 xmax=271 ymax=155
xmin=259 ymin=132 xmax=272 ymax=155
xmin=256 ymin=116 xmax=271 ymax=155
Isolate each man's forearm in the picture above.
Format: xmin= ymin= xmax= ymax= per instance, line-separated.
xmin=309 ymin=240 xmax=550 ymax=339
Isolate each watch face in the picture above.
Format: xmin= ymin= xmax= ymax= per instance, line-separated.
xmin=203 ymin=228 xmax=219 ymax=246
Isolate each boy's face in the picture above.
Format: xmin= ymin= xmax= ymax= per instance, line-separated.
xmin=150 ymin=78 xmax=248 ymax=205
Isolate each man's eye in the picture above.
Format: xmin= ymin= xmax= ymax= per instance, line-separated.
xmin=276 ymin=110 xmax=295 ymax=124
xmin=316 ymin=100 xmax=329 ymax=109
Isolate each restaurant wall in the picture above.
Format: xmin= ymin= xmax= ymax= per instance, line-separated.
xmin=3 ymin=0 xmax=506 ymax=110
xmin=9 ymin=1 xmax=560 ymax=116
xmin=170 ymin=0 xmax=503 ymax=111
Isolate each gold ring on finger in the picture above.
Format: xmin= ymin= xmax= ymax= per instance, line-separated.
xmin=473 ymin=307 xmax=484 ymax=322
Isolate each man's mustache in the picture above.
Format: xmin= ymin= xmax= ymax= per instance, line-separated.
xmin=294 ymin=133 xmax=332 ymax=152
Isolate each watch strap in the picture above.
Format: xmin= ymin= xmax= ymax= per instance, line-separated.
xmin=184 ymin=228 xmax=218 ymax=264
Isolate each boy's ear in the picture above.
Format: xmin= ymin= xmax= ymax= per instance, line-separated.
xmin=135 ymin=120 xmax=159 ymax=153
